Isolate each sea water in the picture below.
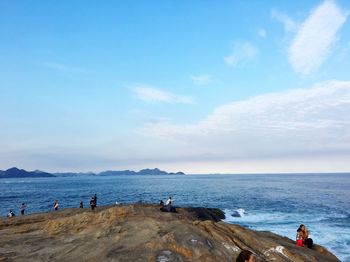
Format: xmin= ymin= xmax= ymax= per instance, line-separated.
xmin=0 ymin=173 xmax=349 ymax=261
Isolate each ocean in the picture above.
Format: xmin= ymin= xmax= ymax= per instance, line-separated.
xmin=0 ymin=173 xmax=349 ymax=261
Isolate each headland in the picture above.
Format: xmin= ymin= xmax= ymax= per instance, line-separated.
xmin=0 ymin=204 xmax=339 ymax=261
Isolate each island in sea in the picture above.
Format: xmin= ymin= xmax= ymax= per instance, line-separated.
xmin=0 ymin=167 xmax=185 ymax=179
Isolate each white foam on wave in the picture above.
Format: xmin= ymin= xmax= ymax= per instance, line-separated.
xmin=231 ymin=208 xmax=246 ymax=217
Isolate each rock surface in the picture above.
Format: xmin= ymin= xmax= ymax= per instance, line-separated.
xmin=0 ymin=204 xmax=339 ymax=262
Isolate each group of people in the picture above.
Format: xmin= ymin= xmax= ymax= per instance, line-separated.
xmin=296 ymin=224 xmax=313 ymax=248
xmin=7 ymin=194 xmax=98 ymax=217
xmin=6 ymin=196 xmax=314 ymax=259
xmin=7 ymin=203 xmax=26 ymax=217
xmin=159 ymin=196 xmax=176 ymax=212
xmin=52 ymin=194 xmax=98 ymax=211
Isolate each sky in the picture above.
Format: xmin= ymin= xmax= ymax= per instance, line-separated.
xmin=0 ymin=0 xmax=350 ymax=174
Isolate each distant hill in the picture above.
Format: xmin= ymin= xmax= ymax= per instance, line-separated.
xmin=99 ymin=170 xmax=136 ymax=176
xmin=99 ymin=168 xmax=185 ymax=176
xmin=0 ymin=167 xmax=185 ymax=178
xmin=0 ymin=167 xmax=55 ymax=178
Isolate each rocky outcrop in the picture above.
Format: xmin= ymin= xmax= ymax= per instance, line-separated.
xmin=0 ymin=204 xmax=339 ymax=261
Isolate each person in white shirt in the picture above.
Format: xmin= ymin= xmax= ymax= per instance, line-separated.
xmin=165 ymin=197 xmax=172 ymax=206
xmin=7 ymin=210 xmax=15 ymax=217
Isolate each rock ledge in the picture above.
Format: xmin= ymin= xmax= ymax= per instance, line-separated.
xmin=0 ymin=204 xmax=339 ymax=261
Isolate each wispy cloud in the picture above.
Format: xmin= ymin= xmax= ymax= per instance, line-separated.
xmin=258 ymin=28 xmax=267 ymax=38
xmin=224 ymin=42 xmax=258 ymax=67
xmin=42 ymin=62 xmax=84 ymax=73
xmin=131 ymin=85 xmax=195 ymax=104
xmin=271 ymin=9 xmax=298 ymax=32
xmin=190 ymin=74 xmax=212 ymax=85
xmin=140 ymin=80 xmax=350 ymax=160
xmin=288 ymin=0 xmax=348 ymax=75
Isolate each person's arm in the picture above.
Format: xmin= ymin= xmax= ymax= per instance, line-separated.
xmin=305 ymin=228 xmax=310 ymax=238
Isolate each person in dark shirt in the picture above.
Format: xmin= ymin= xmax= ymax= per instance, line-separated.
xmin=20 ymin=203 xmax=27 ymax=215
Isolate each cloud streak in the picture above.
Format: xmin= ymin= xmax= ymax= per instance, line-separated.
xmin=140 ymin=81 xmax=350 ymax=161
xmin=131 ymin=85 xmax=195 ymax=104
xmin=288 ymin=0 xmax=348 ymax=75
xmin=271 ymin=9 xmax=298 ymax=32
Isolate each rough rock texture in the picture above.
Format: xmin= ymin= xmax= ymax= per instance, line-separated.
xmin=0 ymin=204 xmax=339 ymax=262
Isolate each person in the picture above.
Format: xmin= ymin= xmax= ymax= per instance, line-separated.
xmin=20 ymin=203 xmax=27 ymax=215
xmin=296 ymin=228 xmax=304 ymax=246
xmin=7 ymin=210 xmax=16 ymax=218
xmin=159 ymin=200 xmax=165 ymax=211
xmin=161 ymin=197 xmax=177 ymax=213
xmin=90 ymin=197 xmax=95 ymax=211
xmin=93 ymin=194 xmax=97 ymax=207
xmin=165 ymin=196 xmax=172 ymax=206
xmin=79 ymin=201 xmax=83 ymax=208
xmin=53 ymin=200 xmax=59 ymax=211
xmin=297 ymin=224 xmax=313 ymax=248
xmin=236 ymin=250 xmax=256 ymax=262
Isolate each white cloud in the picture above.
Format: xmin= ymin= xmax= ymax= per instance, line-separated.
xmin=258 ymin=28 xmax=267 ymax=38
xmin=140 ymin=81 xmax=350 ymax=162
xmin=271 ymin=9 xmax=298 ymax=32
xmin=288 ymin=0 xmax=348 ymax=75
xmin=190 ymin=74 xmax=212 ymax=85
xmin=42 ymin=62 xmax=84 ymax=73
xmin=131 ymin=85 xmax=195 ymax=104
xmin=224 ymin=42 xmax=258 ymax=67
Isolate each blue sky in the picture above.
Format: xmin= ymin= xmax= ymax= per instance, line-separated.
xmin=1 ymin=0 xmax=350 ymax=173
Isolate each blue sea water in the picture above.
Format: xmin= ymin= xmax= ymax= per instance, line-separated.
xmin=0 ymin=173 xmax=349 ymax=261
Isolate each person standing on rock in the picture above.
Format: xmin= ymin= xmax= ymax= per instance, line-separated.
xmin=236 ymin=250 xmax=256 ymax=262
xmin=90 ymin=197 xmax=95 ymax=211
xmin=79 ymin=201 xmax=83 ymax=208
xmin=53 ymin=200 xmax=59 ymax=211
xmin=20 ymin=203 xmax=27 ymax=215
xmin=93 ymin=194 xmax=97 ymax=207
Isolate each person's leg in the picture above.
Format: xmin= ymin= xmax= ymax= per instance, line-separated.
xmin=305 ymin=238 xmax=313 ymax=248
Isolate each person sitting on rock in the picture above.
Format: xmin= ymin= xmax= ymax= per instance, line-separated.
xmin=165 ymin=196 xmax=172 ymax=206
xmin=161 ymin=197 xmax=177 ymax=213
xmin=296 ymin=228 xmax=304 ymax=246
xmin=236 ymin=249 xmax=256 ymax=262
xmin=7 ymin=210 xmax=16 ymax=218
xmin=297 ymin=224 xmax=313 ymax=248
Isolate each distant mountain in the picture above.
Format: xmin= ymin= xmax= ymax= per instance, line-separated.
xmin=0 ymin=167 xmax=55 ymax=178
xmin=99 ymin=170 xmax=136 ymax=176
xmin=98 ymin=168 xmax=185 ymax=176
xmin=137 ymin=168 xmax=185 ymax=176
xmin=0 ymin=167 xmax=185 ymax=178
